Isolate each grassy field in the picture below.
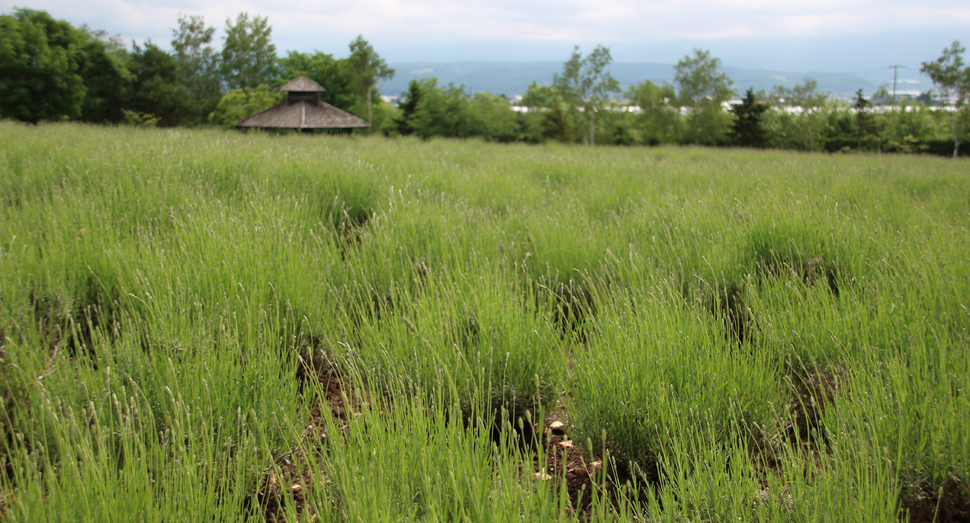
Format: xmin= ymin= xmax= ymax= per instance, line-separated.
xmin=1 ymin=120 xmax=968 ymax=522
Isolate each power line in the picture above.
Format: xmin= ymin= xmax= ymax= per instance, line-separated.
xmin=889 ymin=65 xmax=907 ymax=104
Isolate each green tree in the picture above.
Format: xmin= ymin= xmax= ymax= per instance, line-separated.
xmin=764 ymin=78 xmax=828 ymax=150
xmin=515 ymin=110 xmax=545 ymax=143
xmin=730 ymin=88 xmax=768 ymax=148
xmin=520 ymin=81 xmax=567 ymax=143
xmin=593 ymin=107 xmax=637 ymax=146
xmin=819 ymin=100 xmax=857 ymax=149
xmin=520 ymin=81 xmax=562 ymax=109
xmin=76 ymin=27 xmax=132 ymax=123
xmin=674 ymin=49 xmax=734 ymax=145
xmin=277 ymin=50 xmax=356 ymax=110
xmin=853 ymin=89 xmax=880 ymax=152
xmin=126 ymin=41 xmax=192 ymax=126
xmin=372 ymin=98 xmax=401 ymax=136
xmin=347 ymin=35 xmax=395 ymax=126
xmin=627 ymin=79 xmax=681 ymax=145
xmin=920 ymin=40 xmax=970 ymax=158
xmin=395 ymin=79 xmax=426 ymax=136
xmin=411 ymin=80 xmax=475 ymax=140
xmin=467 ymin=92 xmax=518 ymax=142
xmin=221 ymin=13 xmax=277 ymax=90
xmin=552 ymin=45 xmax=620 ymax=145
xmin=542 ymin=102 xmax=573 ymax=143
xmin=880 ymin=98 xmax=938 ymax=153
xmin=0 ymin=9 xmax=86 ymax=123
xmin=208 ymin=84 xmax=283 ymax=127
xmin=171 ymin=13 xmax=222 ymax=124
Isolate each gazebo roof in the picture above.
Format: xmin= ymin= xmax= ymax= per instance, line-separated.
xmin=281 ymin=75 xmax=326 ymax=92
xmin=236 ymin=100 xmax=370 ymax=129
xmin=235 ymin=75 xmax=370 ymax=129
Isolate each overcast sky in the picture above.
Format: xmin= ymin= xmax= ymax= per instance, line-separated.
xmin=5 ymin=0 xmax=969 ymax=74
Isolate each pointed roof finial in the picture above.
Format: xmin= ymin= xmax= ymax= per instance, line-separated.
xmin=281 ymin=75 xmax=325 ymax=93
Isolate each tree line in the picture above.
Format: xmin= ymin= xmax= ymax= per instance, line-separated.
xmin=2 ymin=8 xmax=967 ymax=157
xmin=0 ymin=9 xmax=392 ymax=129
xmin=390 ymin=45 xmax=967 ymax=158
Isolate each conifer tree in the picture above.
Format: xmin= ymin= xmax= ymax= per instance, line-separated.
xmin=730 ymin=88 xmax=768 ymax=148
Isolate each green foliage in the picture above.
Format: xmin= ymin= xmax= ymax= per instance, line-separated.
xmin=407 ymin=80 xmax=519 ymax=141
xmin=220 ymin=12 xmax=277 ymax=90
xmin=730 ymin=88 xmax=768 ymax=148
xmin=467 ymin=92 xmax=519 ymax=142
xmin=879 ymin=99 xmax=942 ymax=151
xmin=347 ymin=35 xmax=395 ymax=126
xmin=208 ymin=85 xmax=283 ymax=127
xmin=521 ymin=81 xmax=563 ymax=109
xmin=75 ymin=28 xmax=132 ymax=124
xmin=171 ymin=14 xmax=222 ymax=125
xmin=0 ymin=9 xmax=87 ymax=123
xmin=675 ymin=48 xmax=735 ymax=145
xmin=372 ymin=98 xmax=401 ymax=136
xmin=853 ymin=88 xmax=881 ymax=151
xmin=592 ymin=106 xmax=637 ymax=146
xmin=763 ymin=79 xmax=829 ymax=151
xmin=769 ymin=78 xmax=829 ymax=110
xmin=920 ymin=40 xmax=970 ymax=107
xmin=514 ymin=110 xmax=546 ymax=143
xmin=542 ymin=102 xmax=573 ymax=142
xmin=627 ymin=79 xmax=681 ymax=145
xmin=819 ymin=100 xmax=857 ymax=147
xmin=126 ymin=42 xmax=193 ymax=127
xmin=921 ymin=40 xmax=970 ymax=157
xmin=121 ymin=109 xmax=159 ymax=127
xmin=394 ymin=79 xmax=425 ymax=135
xmin=553 ymin=45 xmax=620 ymax=145
xmin=276 ymin=50 xmax=356 ymax=111
xmin=411 ymin=80 xmax=471 ymax=139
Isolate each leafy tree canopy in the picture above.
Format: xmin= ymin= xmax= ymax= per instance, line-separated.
xmin=0 ymin=8 xmax=87 ymax=123
xmin=542 ymin=102 xmax=573 ymax=143
xmin=347 ymin=35 xmax=394 ymax=124
xmin=76 ymin=26 xmax=133 ymax=123
xmin=467 ymin=92 xmax=518 ymax=142
xmin=627 ymin=79 xmax=681 ymax=145
xmin=208 ymin=84 xmax=283 ymax=127
xmin=411 ymin=80 xmax=474 ymax=140
xmin=277 ymin=50 xmax=356 ymax=111
xmin=221 ymin=13 xmax=277 ymax=90
xmin=921 ymin=40 xmax=970 ymax=157
xmin=126 ymin=41 xmax=193 ymax=126
xmin=674 ymin=48 xmax=734 ymax=108
xmin=921 ymin=41 xmax=970 ymax=107
xmin=171 ymin=13 xmax=221 ymax=124
xmin=769 ymin=78 xmax=828 ymax=110
xmin=552 ymin=45 xmax=620 ymax=145
xmin=673 ymin=49 xmax=735 ymax=145
xmin=521 ymin=81 xmax=562 ymax=109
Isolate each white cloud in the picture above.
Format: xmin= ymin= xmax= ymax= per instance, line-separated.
xmin=10 ymin=0 xmax=970 ymax=61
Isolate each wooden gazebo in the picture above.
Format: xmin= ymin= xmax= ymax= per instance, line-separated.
xmin=236 ymin=76 xmax=370 ymax=130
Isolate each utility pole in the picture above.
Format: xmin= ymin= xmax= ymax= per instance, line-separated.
xmin=889 ymin=65 xmax=905 ymax=107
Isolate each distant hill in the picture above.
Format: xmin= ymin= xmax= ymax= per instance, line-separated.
xmin=378 ymin=62 xmax=930 ymax=100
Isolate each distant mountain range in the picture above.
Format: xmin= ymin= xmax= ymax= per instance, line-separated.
xmin=378 ymin=61 xmax=931 ymax=100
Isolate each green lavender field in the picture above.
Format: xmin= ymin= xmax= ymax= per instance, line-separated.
xmin=1 ymin=121 xmax=968 ymax=522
